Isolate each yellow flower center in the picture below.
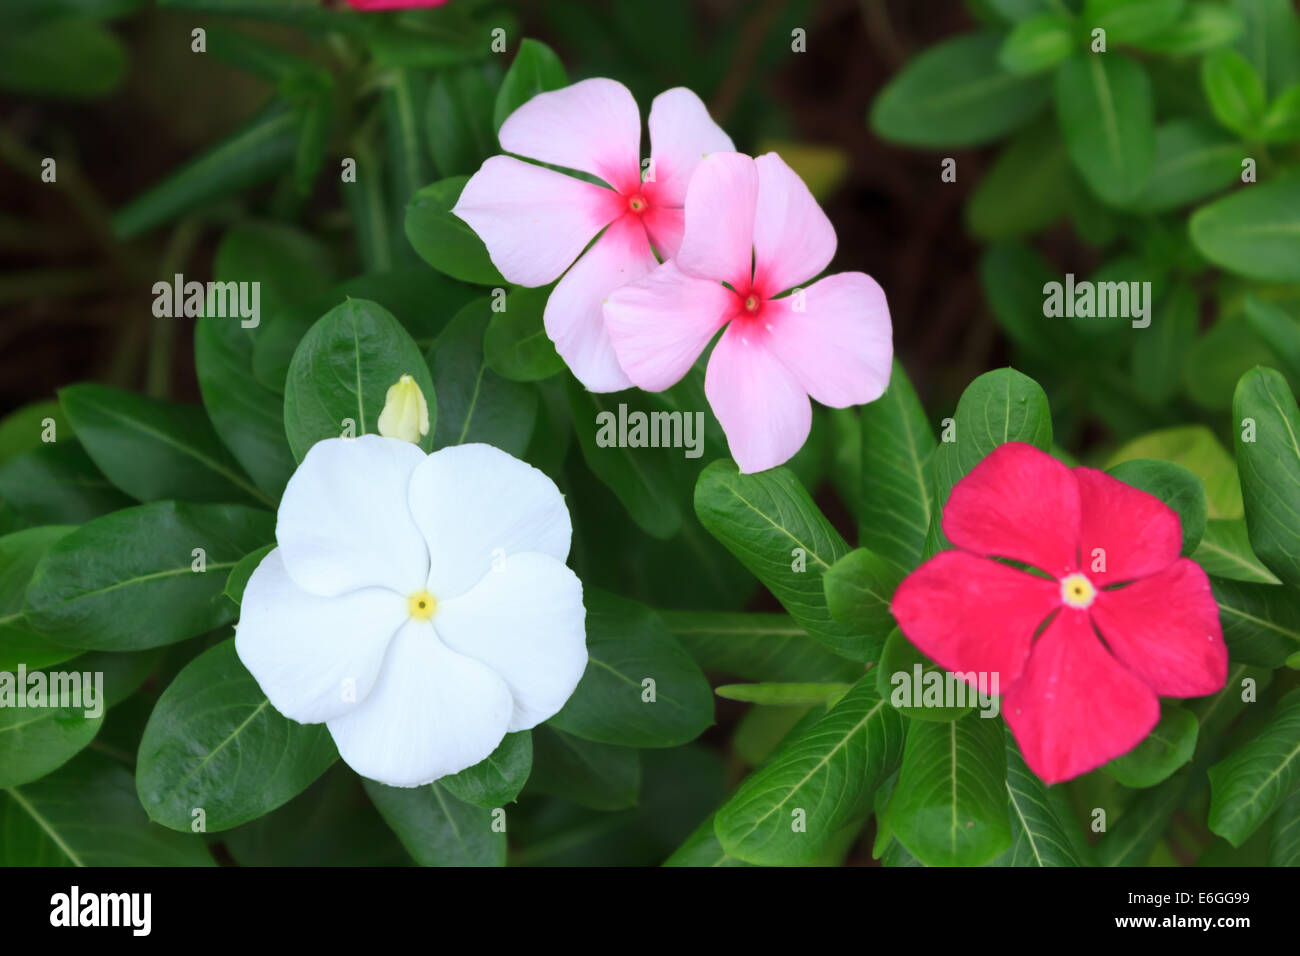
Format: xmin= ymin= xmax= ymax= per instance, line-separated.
xmin=408 ymin=589 xmax=437 ymax=621
xmin=1060 ymin=572 xmax=1096 ymax=609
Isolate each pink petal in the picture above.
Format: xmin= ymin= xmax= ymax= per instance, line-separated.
xmin=1091 ymin=558 xmax=1228 ymax=698
xmin=751 ymin=152 xmax=837 ymax=297
xmin=498 ymin=77 xmax=642 ymax=194
xmin=762 ymin=272 xmax=892 ymax=408
xmin=1075 ymin=466 xmax=1182 ymax=584
xmin=675 ymin=151 xmax=758 ymax=291
xmin=1003 ymin=608 xmax=1160 ymax=784
xmin=704 ymin=322 xmax=810 ymax=473
xmin=640 ymin=205 xmax=685 ymax=259
xmin=604 ymin=260 xmax=737 ymax=392
xmin=453 ymin=156 xmax=623 ymax=287
xmin=890 ymin=550 xmax=1059 ymax=686
xmin=943 ymin=442 xmax=1081 ymax=579
xmin=645 ymin=87 xmax=735 ymax=208
xmin=544 ymin=214 xmax=658 ymax=393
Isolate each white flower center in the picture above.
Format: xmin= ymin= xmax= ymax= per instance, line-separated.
xmin=408 ymin=589 xmax=437 ymax=621
xmin=1059 ymin=572 xmax=1096 ymax=609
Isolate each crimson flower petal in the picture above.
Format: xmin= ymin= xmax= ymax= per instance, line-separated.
xmin=1091 ymin=558 xmax=1228 ymax=698
xmin=1075 ymin=466 xmax=1182 ymax=584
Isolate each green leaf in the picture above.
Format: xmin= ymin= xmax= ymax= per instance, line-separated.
xmin=715 ymin=682 xmax=851 ymax=706
xmin=427 ymin=297 xmax=537 ymax=456
xmin=1260 ymin=84 xmax=1300 ymax=141
xmin=1000 ymin=731 xmax=1084 ymax=865
xmin=1211 ymin=575 xmax=1300 ymax=666
xmin=886 ymin=712 xmax=1011 ymax=867
xmin=1269 ymin=787 xmax=1300 ymax=865
xmin=1208 ymin=688 xmax=1300 ymax=846
xmin=405 ymin=176 xmax=505 ymax=286
xmin=1107 ymin=424 xmax=1243 ymax=519
xmin=1202 ymin=48 xmax=1267 ymax=137
xmin=660 ymin=611 xmax=862 ymax=683
xmin=343 ymin=133 xmax=392 ymax=273
xmin=1233 ymin=367 xmax=1300 ymax=587
xmin=1096 ymin=768 xmax=1191 ymax=865
xmin=526 ymin=725 xmax=640 ymax=811
xmin=1103 ymin=703 xmax=1198 ymax=788
xmin=1107 ymin=458 xmax=1208 ymax=554
xmin=695 ymin=460 xmax=872 ymax=660
xmin=566 ymin=381 xmax=684 ymax=540
xmin=923 ymin=368 xmax=1053 ymax=556
xmin=1194 ymin=518 xmax=1281 ymax=583
xmin=1191 ymin=178 xmax=1300 ymax=282
xmin=364 ymin=778 xmax=504 ymax=866
xmin=979 ymin=243 xmax=1076 ymax=363
xmin=1136 ymin=2 xmax=1243 ymax=55
xmin=713 ymin=675 xmax=904 ymax=865
xmin=0 ymin=441 xmax=133 ymax=525
xmin=870 ymin=30 xmax=1050 ymax=147
xmin=549 ymin=589 xmax=713 ymax=748
xmin=483 ymin=286 xmax=566 ymax=382
xmin=113 ymin=104 xmax=299 ymax=239
xmin=0 ymin=663 xmax=103 ymax=788
xmin=875 ymin=627 xmax=976 ymax=722
xmin=664 ymin=814 xmax=753 ymax=867
xmin=59 ymin=384 xmax=272 ymax=508
xmin=1243 ymin=295 xmax=1300 ymax=384
xmin=1055 ymin=54 xmax=1156 ymax=206
xmin=367 ymin=7 xmax=485 ymax=69
xmin=494 ymin=38 xmax=567 ymax=130
xmin=966 ymin=118 xmax=1070 ymax=238
xmin=0 ymin=400 xmax=67 ymax=465
xmin=1084 ymin=0 xmax=1185 ymax=43
xmin=382 ymin=69 xmax=429 ymax=255
xmin=823 ymin=547 xmax=903 ymax=644
xmin=426 ymin=64 xmax=497 ymax=178
xmin=0 ymin=18 xmax=124 ymax=99
xmin=1232 ymin=0 xmax=1300 ymax=97
xmin=0 ymin=752 xmax=213 ymax=865
xmin=24 ymin=501 xmax=273 ymax=651
xmin=283 ymin=298 xmax=437 ymax=460
xmin=0 ymin=526 xmax=77 ymax=672
xmin=224 ymin=543 xmax=274 ymax=607
xmin=998 ymin=13 xmax=1075 ymax=75
xmin=439 ymin=731 xmax=532 ymax=808
xmin=1132 ymin=120 xmax=1244 ymax=213
xmin=136 ymin=638 xmax=337 ymax=832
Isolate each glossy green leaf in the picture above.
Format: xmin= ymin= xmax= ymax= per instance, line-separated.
xmin=0 ymin=526 xmax=77 ymax=672
xmin=283 ymin=298 xmax=436 ymax=460
xmin=823 ymin=547 xmax=902 ymax=647
xmin=1132 ymin=120 xmax=1244 ymax=213
xmin=1208 ymin=688 xmax=1300 ymax=846
xmin=1000 ymin=731 xmax=1084 ymax=865
xmin=494 ymin=38 xmax=567 ymax=130
xmin=1055 ymin=54 xmax=1156 ymax=206
xmin=664 ymin=814 xmax=752 ymax=867
xmin=1096 ymin=768 xmax=1191 ymax=865
xmin=1194 ymin=518 xmax=1281 ymax=583
xmin=714 ymin=682 xmax=850 ymax=706
xmin=549 ymin=589 xmax=712 ymax=748
xmin=1107 ymin=458 xmax=1208 ymax=555
xmin=427 ymin=297 xmax=537 ymax=456
xmin=714 ymin=675 xmax=904 ymax=865
xmin=405 ymin=176 xmax=505 ymax=286
xmin=1211 ymin=576 xmax=1300 ymax=667
xmin=439 ymin=731 xmax=532 ymax=808
xmin=484 ymin=286 xmax=566 ymax=382
xmin=0 ymin=663 xmax=102 ymax=788
xmin=136 ymin=638 xmax=337 ymax=832
xmin=1107 ymin=425 xmax=1243 ymax=518
xmin=1269 ymin=788 xmax=1300 ymax=865
xmin=0 ymin=441 xmax=132 ymax=525
xmin=1233 ymin=367 xmax=1300 ymax=586
xmin=886 ymin=712 xmax=1011 ymax=866
xmin=660 ymin=611 xmax=862 ymax=683
xmin=1191 ymin=178 xmax=1300 ymax=282
xmin=1202 ymin=48 xmax=1267 ymax=136
xmin=224 ymin=543 xmax=274 ymax=607
xmin=871 ymin=31 xmax=1050 ymax=147
xmin=1243 ymin=295 xmax=1300 ymax=384
xmin=24 ymin=501 xmax=273 ymax=651
xmin=695 ymin=460 xmax=871 ymax=660
xmin=526 ymin=726 xmax=640 ymax=811
xmin=426 ymin=64 xmax=497 ymax=177
xmin=364 ymin=778 xmax=504 ymax=866
xmin=1103 ymin=703 xmax=1198 ymax=788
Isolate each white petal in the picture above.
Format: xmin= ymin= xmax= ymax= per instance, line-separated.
xmin=326 ymin=619 xmax=513 ymax=788
xmin=407 ymin=443 xmax=572 ymax=600
xmin=276 ymin=435 xmax=430 ymax=597
xmin=235 ymin=549 xmax=408 ymax=723
xmin=435 ymin=552 xmax=587 ymax=732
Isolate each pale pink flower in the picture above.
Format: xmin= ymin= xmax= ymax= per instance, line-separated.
xmin=604 ymin=151 xmax=893 ymax=473
xmin=453 ymin=79 xmax=734 ymax=391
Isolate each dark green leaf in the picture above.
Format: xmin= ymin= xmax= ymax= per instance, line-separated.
xmin=1055 ymin=54 xmax=1156 ymax=206
xmin=1233 ymin=366 xmax=1300 ymax=586
xmin=1191 ymin=178 xmax=1300 ymax=282
xmin=660 ymin=611 xmax=862 ymax=683
xmin=494 ymin=38 xmax=567 ymax=130
xmin=1107 ymin=458 xmax=1208 ymax=555
xmin=364 ymin=778 xmax=505 ymax=866
xmin=1103 ymin=703 xmax=1198 ymax=788
xmin=527 ymin=725 xmax=640 ymax=811
xmin=1208 ymin=688 xmax=1300 ymax=846
xmin=439 ymin=731 xmax=532 ymax=808
xmin=405 ymin=176 xmax=506 ymax=286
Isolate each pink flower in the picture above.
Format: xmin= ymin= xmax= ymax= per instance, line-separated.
xmin=890 ymin=442 xmax=1228 ymax=784
xmin=345 ymin=0 xmax=449 ymax=9
xmin=453 ymin=79 xmax=734 ymax=391
xmin=603 ymin=152 xmax=892 ymax=473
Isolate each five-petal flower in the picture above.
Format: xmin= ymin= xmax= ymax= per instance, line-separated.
xmin=453 ymin=79 xmax=734 ymax=392
xmin=890 ymin=442 xmax=1228 ymax=784
xmin=603 ymin=151 xmax=893 ymax=474
xmin=235 ymin=435 xmax=587 ymax=788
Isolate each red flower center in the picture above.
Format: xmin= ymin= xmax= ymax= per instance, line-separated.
xmin=627 ymin=194 xmax=648 ymax=215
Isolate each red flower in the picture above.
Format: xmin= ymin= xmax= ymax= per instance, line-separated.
xmin=890 ymin=442 xmax=1227 ymax=783
xmin=345 ymin=0 xmax=449 ymax=10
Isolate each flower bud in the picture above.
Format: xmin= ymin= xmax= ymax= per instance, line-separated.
xmin=377 ymin=374 xmax=429 ymax=444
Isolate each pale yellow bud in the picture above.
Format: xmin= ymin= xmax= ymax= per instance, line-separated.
xmin=377 ymin=374 xmax=429 ymax=444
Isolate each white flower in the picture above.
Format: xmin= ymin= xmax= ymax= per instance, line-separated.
xmin=235 ymin=435 xmax=587 ymax=788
